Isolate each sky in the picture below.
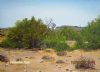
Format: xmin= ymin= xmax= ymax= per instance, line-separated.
xmin=0 ymin=0 xmax=100 ymax=28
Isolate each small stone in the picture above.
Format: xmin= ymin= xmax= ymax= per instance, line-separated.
xmin=56 ymin=65 xmax=58 ymax=66
xmin=0 ymin=54 xmax=9 ymax=62
xmin=67 ymin=56 xmax=71 ymax=57
xmin=56 ymin=60 xmax=65 ymax=64
xmin=40 ymin=61 xmax=44 ymax=63
xmin=57 ymin=52 xmax=67 ymax=56
xmin=42 ymin=55 xmax=54 ymax=61
xmin=98 ymin=58 xmax=100 ymax=60
xmin=58 ymin=67 xmax=62 ymax=68
xmin=16 ymin=58 xmax=23 ymax=61
xmin=66 ymin=69 xmax=69 ymax=71
xmin=25 ymin=57 xmax=28 ymax=58
xmin=70 ymin=70 xmax=72 ymax=72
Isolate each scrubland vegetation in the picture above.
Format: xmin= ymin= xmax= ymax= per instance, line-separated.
xmin=0 ymin=16 xmax=100 ymax=72
xmin=0 ymin=16 xmax=100 ymax=51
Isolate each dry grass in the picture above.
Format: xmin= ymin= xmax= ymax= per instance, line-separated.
xmin=0 ymin=48 xmax=100 ymax=72
xmin=0 ymin=69 xmax=5 ymax=72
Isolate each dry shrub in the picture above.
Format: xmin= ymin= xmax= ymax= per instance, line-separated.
xmin=71 ymin=56 xmax=95 ymax=69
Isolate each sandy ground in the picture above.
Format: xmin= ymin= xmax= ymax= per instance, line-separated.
xmin=0 ymin=48 xmax=100 ymax=72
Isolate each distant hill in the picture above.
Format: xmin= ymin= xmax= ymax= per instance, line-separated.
xmin=56 ymin=25 xmax=84 ymax=32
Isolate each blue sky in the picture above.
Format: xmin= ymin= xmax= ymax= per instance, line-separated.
xmin=0 ymin=0 xmax=100 ymax=28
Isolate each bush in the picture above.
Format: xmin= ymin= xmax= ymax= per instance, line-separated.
xmin=73 ymin=41 xmax=84 ymax=49
xmin=1 ymin=17 xmax=47 ymax=49
xmin=1 ymin=39 xmax=17 ymax=48
xmin=71 ymin=56 xmax=95 ymax=69
xmin=81 ymin=16 xmax=100 ymax=50
xmin=42 ymin=29 xmax=69 ymax=52
xmin=53 ymin=43 xmax=69 ymax=52
xmin=44 ymin=32 xmax=68 ymax=52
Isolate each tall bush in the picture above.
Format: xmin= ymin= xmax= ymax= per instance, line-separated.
xmin=43 ymin=29 xmax=69 ymax=52
xmin=81 ymin=17 xmax=100 ymax=49
xmin=1 ymin=16 xmax=47 ymax=48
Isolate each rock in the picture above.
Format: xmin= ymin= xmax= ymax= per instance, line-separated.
xmin=29 ymin=57 xmax=35 ymax=59
xmin=56 ymin=65 xmax=58 ymax=66
xmin=67 ymin=55 xmax=72 ymax=57
xmin=98 ymin=58 xmax=100 ymax=60
xmin=45 ymin=49 xmax=54 ymax=53
xmin=56 ymin=60 xmax=65 ymax=64
xmin=57 ymin=52 xmax=67 ymax=56
xmin=16 ymin=58 xmax=23 ymax=61
xmin=42 ymin=55 xmax=54 ymax=61
xmin=58 ymin=67 xmax=62 ymax=68
xmin=40 ymin=61 xmax=44 ymax=63
xmin=25 ymin=57 xmax=28 ymax=58
xmin=70 ymin=70 xmax=72 ymax=72
xmin=66 ymin=69 xmax=69 ymax=71
xmin=0 ymin=54 xmax=9 ymax=62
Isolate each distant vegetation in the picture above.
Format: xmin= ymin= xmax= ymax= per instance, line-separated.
xmin=81 ymin=17 xmax=100 ymax=50
xmin=0 ymin=28 xmax=8 ymax=36
xmin=0 ymin=16 xmax=100 ymax=51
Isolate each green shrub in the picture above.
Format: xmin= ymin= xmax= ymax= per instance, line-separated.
xmin=1 ymin=17 xmax=47 ymax=49
xmin=53 ymin=43 xmax=69 ymax=52
xmin=42 ymin=29 xmax=69 ymax=52
xmin=83 ymin=42 xmax=100 ymax=50
xmin=1 ymin=39 xmax=16 ymax=48
xmin=81 ymin=16 xmax=100 ymax=50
